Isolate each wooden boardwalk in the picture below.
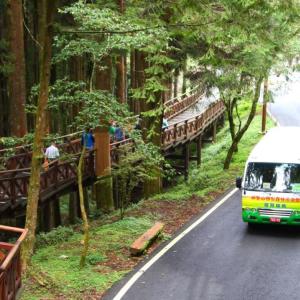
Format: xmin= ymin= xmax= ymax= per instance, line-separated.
xmin=0 ymin=90 xmax=225 ymax=215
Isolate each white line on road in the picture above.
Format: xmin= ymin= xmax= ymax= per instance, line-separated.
xmin=113 ymin=188 xmax=238 ymax=300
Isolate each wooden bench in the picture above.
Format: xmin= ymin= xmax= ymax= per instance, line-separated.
xmin=130 ymin=222 xmax=164 ymax=256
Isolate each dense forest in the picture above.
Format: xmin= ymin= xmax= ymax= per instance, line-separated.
xmin=1 ymin=0 xmax=298 ymax=138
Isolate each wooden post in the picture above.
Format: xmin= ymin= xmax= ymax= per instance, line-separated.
xmin=94 ymin=126 xmax=114 ymax=212
xmin=196 ymin=135 xmax=202 ymax=166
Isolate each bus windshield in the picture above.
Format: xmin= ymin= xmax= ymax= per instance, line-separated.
xmin=244 ymin=162 xmax=300 ymax=193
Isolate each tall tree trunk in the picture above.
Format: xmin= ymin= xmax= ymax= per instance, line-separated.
xmin=224 ymin=77 xmax=263 ymax=169
xmin=78 ymin=146 xmax=89 ymax=268
xmin=95 ymin=56 xmax=112 ymax=91
xmin=94 ymin=56 xmax=114 ymax=212
xmin=261 ymin=77 xmax=268 ymax=133
xmin=181 ymin=58 xmax=187 ymax=96
xmin=173 ymin=68 xmax=179 ymax=99
xmin=115 ymin=0 xmax=126 ymax=103
xmin=0 ymin=3 xmax=9 ymax=136
xmin=7 ymin=0 xmax=27 ymax=137
xmin=140 ymin=54 xmax=163 ymax=196
xmin=70 ymin=55 xmax=86 ymax=130
xmin=24 ymin=0 xmax=39 ymax=133
xmin=135 ymin=50 xmax=147 ymax=116
xmin=21 ymin=0 xmax=57 ymax=271
xmin=129 ymin=51 xmax=137 ymax=113
xmin=116 ymin=54 xmax=126 ymax=103
xmin=163 ymin=75 xmax=172 ymax=104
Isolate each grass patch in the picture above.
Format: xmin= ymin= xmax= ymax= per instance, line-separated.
xmin=21 ymin=106 xmax=274 ymax=299
xmin=22 ymin=217 xmax=153 ymax=299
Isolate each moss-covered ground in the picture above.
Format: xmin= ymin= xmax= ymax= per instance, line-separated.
xmin=21 ymin=107 xmax=274 ymax=300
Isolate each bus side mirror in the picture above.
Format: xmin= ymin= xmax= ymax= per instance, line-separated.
xmin=236 ymin=177 xmax=242 ymax=189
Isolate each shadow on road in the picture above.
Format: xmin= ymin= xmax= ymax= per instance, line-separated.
xmin=246 ymin=223 xmax=300 ymax=239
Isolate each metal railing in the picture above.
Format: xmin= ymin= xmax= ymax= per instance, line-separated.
xmin=0 ymin=225 xmax=27 ymax=300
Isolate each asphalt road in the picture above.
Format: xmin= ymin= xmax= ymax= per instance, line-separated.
xmin=268 ymin=72 xmax=300 ymax=126
xmin=105 ymin=190 xmax=300 ymax=300
xmin=105 ymin=73 xmax=300 ymax=300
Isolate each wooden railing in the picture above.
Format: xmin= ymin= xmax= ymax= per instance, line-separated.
xmin=0 ymin=151 xmax=95 ymax=206
xmin=1 ymin=137 xmax=83 ymax=170
xmin=0 ymin=225 xmax=27 ymax=300
xmin=0 ymin=131 xmax=83 ymax=157
xmin=162 ymin=100 xmax=225 ymax=149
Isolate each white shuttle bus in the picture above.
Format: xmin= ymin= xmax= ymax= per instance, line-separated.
xmin=237 ymin=127 xmax=300 ymax=225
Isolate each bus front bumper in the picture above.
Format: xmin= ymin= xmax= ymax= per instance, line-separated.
xmin=242 ymin=209 xmax=300 ymax=225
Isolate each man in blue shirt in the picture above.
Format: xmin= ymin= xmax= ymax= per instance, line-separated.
xmin=81 ymin=128 xmax=95 ymax=150
xmin=114 ymin=124 xmax=124 ymax=142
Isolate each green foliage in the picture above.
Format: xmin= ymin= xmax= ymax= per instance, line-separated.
xmin=28 ymin=79 xmax=86 ymax=112
xmin=112 ymin=134 xmax=167 ymax=218
xmin=54 ymin=1 xmax=174 ymax=143
xmin=180 ymin=0 xmax=300 ymax=167
xmin=74 ymin=90 xmax=130 ymax=130
xmin=35 ymin=226 xmax=75 ymax=248
xmin=86 ymin=253 xmax=106 ymax=265
xmin=28 ymin=78 xmax=132 ymax=132
xmin=54 ymin=2 xmax=169 ymax=64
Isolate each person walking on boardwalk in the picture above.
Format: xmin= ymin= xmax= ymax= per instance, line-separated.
xmin=44 ymin=141 xmax=60 ymax=162
xmin=114 ymin=123 xmax=124 ymax=142
xmin=81 ymin=128 xmax=95 ymax=150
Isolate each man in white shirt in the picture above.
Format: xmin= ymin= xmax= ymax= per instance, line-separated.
xmin=45 ymin=141 xmax=60 ymax=161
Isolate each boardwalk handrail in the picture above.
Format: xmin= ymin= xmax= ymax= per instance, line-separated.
xmin=0 ymin=225 xmax=28 ymax=300
xmin=0 ymin=130 xmax=83 ymax=157
xmin=0 ymin=150 xmax=96 ymax=205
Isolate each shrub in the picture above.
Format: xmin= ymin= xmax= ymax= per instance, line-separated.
xmin=36 ymin=226 xmax=74 ymax=248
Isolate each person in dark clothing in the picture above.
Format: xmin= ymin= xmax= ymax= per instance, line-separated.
xmin=81 ymin=128 xmax=95 ymax=150
xmin=114 ymin=124 xmax=124 ymax=141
